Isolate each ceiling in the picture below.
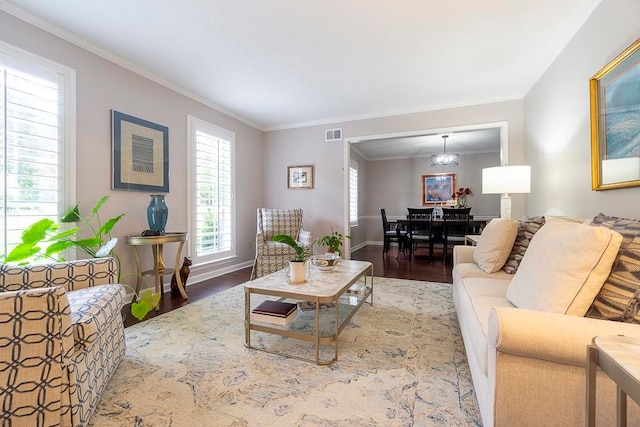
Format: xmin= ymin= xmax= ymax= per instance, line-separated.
xmin=2 ymin=0 xmax=601 ymax=134
xmin=351 ymin=127 xmax=501 ymax=161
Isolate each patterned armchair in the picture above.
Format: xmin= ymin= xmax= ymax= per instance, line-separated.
xmin=0 ymin=257 xmax=126 ymax=427
xmin=250 ymin=208 xmax=312 ymax=279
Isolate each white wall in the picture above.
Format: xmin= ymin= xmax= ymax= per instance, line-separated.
xmin=0 ymin=11 xmax=265 ymax=288
xmin=524 ymin=0 xmax=640 ymax=218
xmin=264 ymin=100 xmax=525 ymax=251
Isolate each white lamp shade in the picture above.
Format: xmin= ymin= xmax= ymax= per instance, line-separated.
xmin=482 ymin=166 xmax=531 ymax=194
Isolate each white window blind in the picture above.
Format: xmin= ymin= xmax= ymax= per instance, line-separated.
xmin=188 ymin=116 xmax=235 ymax=264
xmin=349 ymin=160 xmax=358 ymax=227
xmin=0 ymin=44 xmax=74 ymax=258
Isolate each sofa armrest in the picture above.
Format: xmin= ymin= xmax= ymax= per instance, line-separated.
xmin=0 ymin=286 xmax=74 ymax=424
xmin=489 ymin=306 xmax=640 ymax=367
xmin=453 ymin=245 xmax=475 ymax=266
xmin=0 ymin=257 xmax=117 ymax=292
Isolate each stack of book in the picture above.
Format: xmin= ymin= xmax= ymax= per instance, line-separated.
xmin=250 ymin=300 xmax=297 ymax=325
xmin=347 ymin=283 xmax=365 ymax=294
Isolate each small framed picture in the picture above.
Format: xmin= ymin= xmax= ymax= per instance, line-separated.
xmin=287 ymin=165 xmax=314 ymax=189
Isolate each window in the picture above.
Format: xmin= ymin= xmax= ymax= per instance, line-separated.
xmin=349 ymin=160 xmax=358 ymax=227
xmin=188 ymin=115 xmax=235 ymax=264
xmin=0 ymin=42 xmax=75 ymax=257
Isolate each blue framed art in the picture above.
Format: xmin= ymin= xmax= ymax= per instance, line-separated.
xmin=422 ymin=173 xmax=456 ymax=205
xmin=112 ymin=110 xmax=169 ymax=192
xmin=590 ymin=38 xmax=640 ymax=191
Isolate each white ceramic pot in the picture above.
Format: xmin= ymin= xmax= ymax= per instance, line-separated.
xmin=288 ymin=260 xmax=307 ymax=283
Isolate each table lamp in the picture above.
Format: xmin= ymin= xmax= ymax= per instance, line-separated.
xmin=482 ymin=165 xmax=531 ymax=219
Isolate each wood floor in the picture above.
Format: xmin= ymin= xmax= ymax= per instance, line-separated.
xmin=123 ymin=244 xmax=453 ymax=327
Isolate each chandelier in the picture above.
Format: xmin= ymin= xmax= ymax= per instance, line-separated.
xmin=431 ymin=135 xmax=459 ymax=167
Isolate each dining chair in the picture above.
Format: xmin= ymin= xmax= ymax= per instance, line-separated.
xmin=407 ymin=207 xmax=435 ymax=260
xmin=442 ymin=207 xmax=471 ymax=263
xmin=380 ymin=208 xmax=407 ymax=257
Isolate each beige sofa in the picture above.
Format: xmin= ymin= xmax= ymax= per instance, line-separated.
xmin=0 ymin=257 xmax=126 ymax=426
xmin=452 ymin=215 xmax=640 ymax=426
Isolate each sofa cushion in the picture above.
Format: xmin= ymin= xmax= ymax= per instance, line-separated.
xmin=586 ymin=214 xmax=640 ymax=323
xmin=506 ymin=221 xmax=622 ymax=316
xmin=453 ymin=262 xmax=513 ymax=283
xmin=473 ymin=218 xmax=518 ymax=273
xmin=453 ymin=278 xmax=512 ymax=376
xmin=502 ymin=216 xmax=546 ymax=274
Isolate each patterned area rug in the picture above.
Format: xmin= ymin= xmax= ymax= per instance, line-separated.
xmin=90 ymin=277 xmax=481 ymax=426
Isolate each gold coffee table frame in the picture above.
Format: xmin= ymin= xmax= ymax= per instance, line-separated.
xmin=244 ymin=259 xmax=374 ymax=365
xmin=125 ymin=232 xmax=189 ymax=308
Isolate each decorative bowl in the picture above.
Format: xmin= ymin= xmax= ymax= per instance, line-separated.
xmin=311 ymin=253 xmax=341 ymax=271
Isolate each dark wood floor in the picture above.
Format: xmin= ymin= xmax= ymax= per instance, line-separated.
xmin=123 ymin=244 xmax=453 ymax=327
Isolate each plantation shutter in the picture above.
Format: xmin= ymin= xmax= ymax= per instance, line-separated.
xmin=349 ymin=159 xmax=358 ymax=227
xmin=189 ymin=116 xmax=235 ymax=263
xmin=0 ymin=54 xmax=66 ymax=256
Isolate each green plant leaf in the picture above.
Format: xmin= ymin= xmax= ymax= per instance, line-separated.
xmin=44 ymin=240 xmax=76 ymax=257
xmin=47 ymin=227 xmax=81 ymax=241
xmin=273 ymin=234 xmax=298 ymax=247
xmin=98 ymin=214 xmax=124 ymax=236
xmin=140 ymin=288 xmax=161 ymax=308
xmin=21 ymin=219 xmax=56 ymax=244
xmin=73 ymin=237 xmax=104 ymax=248
xmin=60 ymin=204 xmax=81 ymax=223
xmin=130 ymin=300 xmax=150 ymax=321
xmin=92 ymin=195 xmax=109 ymax=216
xmin=4 ymin=243 xmax=40 ymax=262
xmin=273 ymin=234 xmax=306 ymax=260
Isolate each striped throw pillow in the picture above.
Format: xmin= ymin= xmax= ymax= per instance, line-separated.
xmin=586 ymin=213 xmax=640 ymax=323
xmin=502 ymin=216 xmax=546 ymax=274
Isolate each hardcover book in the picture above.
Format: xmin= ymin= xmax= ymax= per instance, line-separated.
xmin=251 ymin=300 xmax=297 ymax=317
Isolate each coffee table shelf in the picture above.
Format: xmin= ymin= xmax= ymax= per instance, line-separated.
xmin=244 ymin=260 xmax=374 ymax=365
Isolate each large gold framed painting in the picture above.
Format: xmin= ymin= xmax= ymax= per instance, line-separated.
xmin=112 ymin=110 xmax=169 ymax=192
xmin=590 ymin=38 xmax=640 ymax=191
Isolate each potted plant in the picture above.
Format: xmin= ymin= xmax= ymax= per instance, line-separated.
xmin=273 ymin=233 xmax=310 ymax=283
xmin=0 ymin=196 xmax=159 ymax=320
xmin=315 ymin=229 xmax=351 ymax=257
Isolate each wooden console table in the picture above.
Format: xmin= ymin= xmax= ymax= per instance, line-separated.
xmin=125 ymin=232 xmax=189 ymax=307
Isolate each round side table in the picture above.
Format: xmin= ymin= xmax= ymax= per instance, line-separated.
xmin=125 ymin=232 xmax=189 ymax=308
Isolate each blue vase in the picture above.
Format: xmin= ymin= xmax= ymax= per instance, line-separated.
xmin=147 ymin=194 xmax=168 ymax=233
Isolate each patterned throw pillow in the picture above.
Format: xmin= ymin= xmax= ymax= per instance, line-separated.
xmin=502 ymin=216 xmax=546 ymax=274
xmin=586 ymin=213 xmax=640 ymax=323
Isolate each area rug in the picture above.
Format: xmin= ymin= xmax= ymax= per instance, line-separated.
xmin=89 ymin=277 xmax=481 ymax=426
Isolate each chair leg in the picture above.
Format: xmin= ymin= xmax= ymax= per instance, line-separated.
xmin=443 ymin=240 xmax=448 ymax=263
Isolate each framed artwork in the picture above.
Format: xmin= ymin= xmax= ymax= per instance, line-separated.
xmin=112 ymin=110 xmax=169 ymax=192
xmin=590 ymin=37 xmax=640 ymax=191
xmin=287 ymin=165 xmax=314 ymax=189
xmin=422 ymin=173 xmax=456 ymax=205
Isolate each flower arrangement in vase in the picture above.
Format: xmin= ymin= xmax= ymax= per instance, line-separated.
xmin=453 ymin=187 xmax=472 ymax=208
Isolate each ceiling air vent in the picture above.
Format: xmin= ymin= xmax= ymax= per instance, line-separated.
xmin=325 ymin=128 xmax=342 ymax=142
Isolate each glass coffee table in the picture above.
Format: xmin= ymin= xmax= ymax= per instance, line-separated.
xmin=244 ymin=259 xmax=374 ymax=365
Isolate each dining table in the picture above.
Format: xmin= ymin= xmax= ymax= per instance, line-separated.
xmin=391 ymin=216 xmax=491 ymax=258
xmin=394 ymin=217 xmax=489 ymax=234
